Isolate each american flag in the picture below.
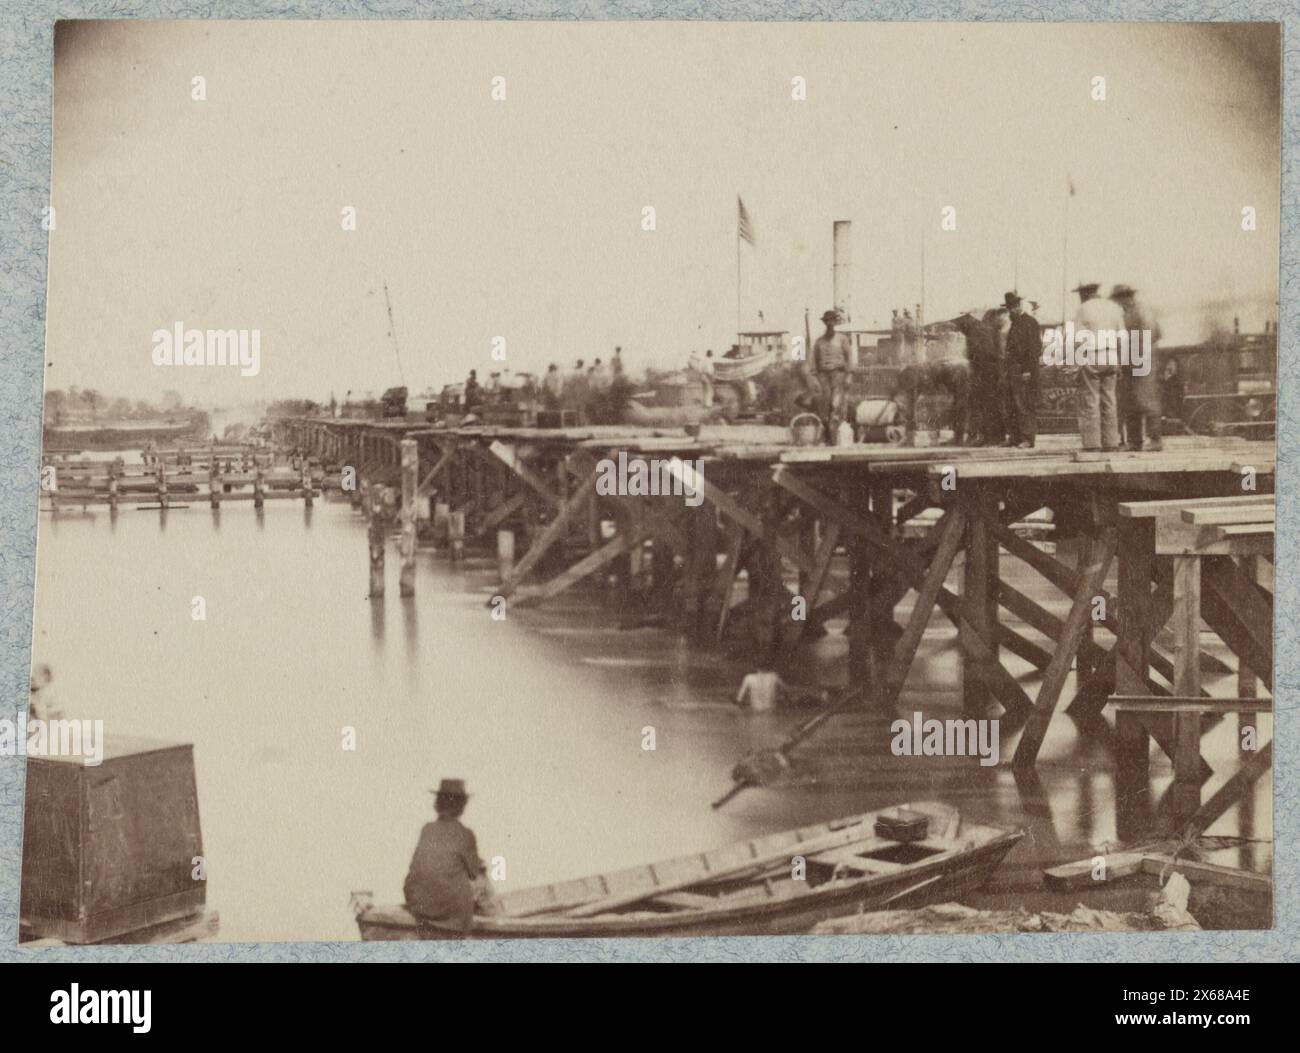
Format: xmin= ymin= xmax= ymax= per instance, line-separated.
xmin=737 ymin=196 xmax=756 ymax=246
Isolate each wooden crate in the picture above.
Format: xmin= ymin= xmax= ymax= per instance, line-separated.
xmin=21 ymin=737 xmax=206 ymax=944
xmin=536 ymin=410 xmax=577 ymax=429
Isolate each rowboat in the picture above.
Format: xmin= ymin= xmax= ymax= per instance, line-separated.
xmin=352 ymin=801 xmax=1023 ymax=939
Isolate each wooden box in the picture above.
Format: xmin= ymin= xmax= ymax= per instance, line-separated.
xmin=874 ymin=809 xmax=930 ymax=843
xmin=21 ymin=737 xmax=206 ymax=943
xmin=536 ymin=410 xmax=577 ymax=429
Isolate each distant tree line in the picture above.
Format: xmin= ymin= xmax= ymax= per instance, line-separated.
xmin=43 ymin=387 xmax=192 ymax=426
xmin=265 ymin=398 xmax=324 ymax=419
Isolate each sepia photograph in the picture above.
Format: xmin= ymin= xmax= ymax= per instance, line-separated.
xmin=7 ymin=13 xmax=1283 ymax=970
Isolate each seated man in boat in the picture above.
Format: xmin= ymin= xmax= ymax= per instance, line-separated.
xmin=403 ymin=779 xmax=487 ymax=933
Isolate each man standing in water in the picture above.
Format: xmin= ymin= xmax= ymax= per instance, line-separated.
xmin=403 ymin=779 xmax=487 ymax=933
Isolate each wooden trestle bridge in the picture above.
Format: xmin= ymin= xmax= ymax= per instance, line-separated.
xmin=272 ymin=416 xmax=1274 ymax=829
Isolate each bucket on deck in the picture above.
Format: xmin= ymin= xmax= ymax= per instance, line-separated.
xmin=790 ymin=412 xmax=823 ymax=447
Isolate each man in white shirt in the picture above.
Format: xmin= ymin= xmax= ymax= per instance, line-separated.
xmin=1073 ymin=282 xmax=1126 ymax=450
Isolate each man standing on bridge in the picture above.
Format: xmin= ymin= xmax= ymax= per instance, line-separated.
xmin=1111 ymin=284 xmax=1163 ymax=452
xmin=813 ymin=309 xmax=850 ymax=441
xmin=1003 ymin=292 xmax=1041 ymax=448
xmin=953 ymin=311 xmax=1000 ymax=445
xmin=1073 ymin=282 xmax=1124 ymax=451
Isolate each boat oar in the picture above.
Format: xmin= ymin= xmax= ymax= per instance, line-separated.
xmin=711 ymin=698 xmax=852 ymax=809
xmin=709 ymin=781 xmax=749 ymax=810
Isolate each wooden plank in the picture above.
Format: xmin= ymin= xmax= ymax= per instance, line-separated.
xmin=1169 ymin=553 xmax=1202 ymax=815
xmin=1115 ymin=516 xmax=1156 ymax=697
xmin=1043 ymin=851 xmax=1147 ymax=890
xmin=476 ymin=492 xmax=527 ymax=537
xmin=671 ymin=462 xmax=816 ymax=576
xmin=1013 ymin=529 xmax=1118 ymax=768
xmin=1186 ymin=740 xmax=1272 ymax=836
xmin=929 ymin=453 xmax=1271 ymax=482
xmin=990 ymin=520 xmax=1081 ymax=597
xmin=998 ymin=580 xmax=1064 ymax=639
xmin=1182 ymin=505 xmax=1274 ymax=526
xmin=499 ymin=472 xmax=600 ymax=595
xmin=510 ymin=529 xmax=643 ymax=607
xmin=883 ymin=511 xmax=963 ymax=706
xmin=809 ymin=845 xmax=909 ymax=875
xmin=1108 ymin=696 xmax=1272 ymax=714
xmin=679 ymin=464 xmax=762 ymax=536
xmin=1200 ymin=557 xmax=1273 ymax=691
xmin=798 ymin=521 xmax=842 ymax=644
xmin=1120 ymin=494 xmax=1272 ymax=519
xmin=957 ymin=627 xmax=1034 ymax=717
xmin=1215 ymin=523 xmax=1274 ymax=541
xmin=963 ymin=490 xmax=999 ymax=713
xmin=1170 ymin=557 xmax=1201 ymax=697
xmin=485 ymin=440 xmax=562 ymax=508
xmin=802 ymin=521 xmax=841 ymax=610
xmin=997 ymin=624 xmax=1053 ymax=671
xmin=895 ymin=492 xmax=931 ymax=528
xmin=415 ymin=442 xmax=458 ymax=497
xmin=651 ymin=891 xmax=718 ymax=910
xmin=713 ymin=527 xmax=746 ymax=643
xmin=1138 ymin=855 xmax=1272 ymax=894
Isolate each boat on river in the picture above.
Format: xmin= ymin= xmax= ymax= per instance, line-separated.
xmin=352 ymin=801 xmax=1023 ymax=939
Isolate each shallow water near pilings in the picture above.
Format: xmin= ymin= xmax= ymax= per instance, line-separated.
xmin=29 ymin=496 xmax=1271 ymax=939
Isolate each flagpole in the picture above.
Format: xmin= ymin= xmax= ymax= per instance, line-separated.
xmin=920 ymin=220 xmax=926 ymax=321
xmin=737 ymin=219 xmax=742 ymax=344
xmin=1061 ymin=173 xmax=1071 ymax=325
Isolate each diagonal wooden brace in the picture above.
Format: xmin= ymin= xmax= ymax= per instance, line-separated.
xmin=1013 ymin=528 xmax=1118 ymax=768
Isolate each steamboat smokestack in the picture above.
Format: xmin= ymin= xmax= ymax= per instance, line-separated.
xmin=832 ymin=221 xmax=852 ymax=324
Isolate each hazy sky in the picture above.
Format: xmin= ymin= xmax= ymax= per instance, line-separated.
xmin=47 ymin=20 xmax=1280 ymax=403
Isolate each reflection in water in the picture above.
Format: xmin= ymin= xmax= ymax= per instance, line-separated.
xmin=29 ymin=498 xmax=1270 ymax=939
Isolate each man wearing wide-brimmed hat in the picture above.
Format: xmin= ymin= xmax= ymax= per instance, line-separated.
xmin=812 ymin=309 xmax=850 ymax=441
xmin=403 ymin=778 xmax=487 ymax=933
xmin=1003 ymin=292 xmax=1041 ymax=448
